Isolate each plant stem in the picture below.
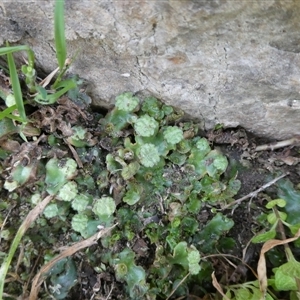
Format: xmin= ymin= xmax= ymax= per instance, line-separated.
xmin=0 ymin=195 xmax=53 ymax=298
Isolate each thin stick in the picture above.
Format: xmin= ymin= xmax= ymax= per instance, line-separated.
xmin=0 ymin=195 xmax=54 ymax=298
xmin=29 ymin=223 xmax=118 ymax=300
xmin=166 ymin=272 xmax=190 ymax=300
xmin=105 ymin=283 xmax=114 ymax=300
xmin=221 ymin=173 xmax=288 ymax=210
xmin=255 ymin=136 xmax=300 ymax=151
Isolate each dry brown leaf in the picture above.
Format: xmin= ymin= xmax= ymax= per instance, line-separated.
xmin=280 ymin=156 xmax=300 ymax=166
xmin=257 ymin=229 xmax=300 ymax=298
xmin=29 ymin=223 xmax=118 ymax=300
xmin=211 ymin=271 xmax=230 ymax=300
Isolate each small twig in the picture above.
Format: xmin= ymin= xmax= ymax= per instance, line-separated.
xmin=29 ymin=223 xmax=118 ymax=300
xmin=221 ymin=173 xmax=288 ymax=210
xmin=202 ymin=253 xmax=258 ymax=278
xmin=0 ymin=205 xmax=15 ymax=244
xmin=65 ymin=140 xmax=83 ymax=168
xmin=166 ymin=272 xmax=190 ymax=300
xmin=255 ymin=136 xmax=300 ymax=151
xmin=105 ymin=283 xmax=114 ymax=300
xmin=0 ymin=195 xmax=54 ymax=298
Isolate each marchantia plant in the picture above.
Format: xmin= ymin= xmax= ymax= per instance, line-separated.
xmin=1 ymin=92 xmax=242 ymax=299
xmin=89 ymin=92 xmax=241 ymax=298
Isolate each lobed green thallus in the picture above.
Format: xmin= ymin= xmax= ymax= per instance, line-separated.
xmin=2 ymin=91 xmax=242 ymax=298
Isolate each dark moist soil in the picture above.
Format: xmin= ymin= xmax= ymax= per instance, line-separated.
xmin=1 ymin=99 xmax=300 ymax=299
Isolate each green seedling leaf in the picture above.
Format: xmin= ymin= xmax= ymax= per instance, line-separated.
xmin=135 ymin=132 xmax=169 ymax=157
xmin=168 ymin=151 xmax=186 ymax=166
xmin=71 ymin=214 xmax=88 ymax=233
xmin=67 ymin=126 xmax=90 ymax=147
xmin=113 ymin=248 xmax=148 ymax=298
xmin=181 ymin=216 xmax=199 ymax=234
xmin=0 ymin=118 xmax=18 ymax=138
xmin=162 ymin=104 xmax=174 ymax=115
xmin=267 ymin=212 xmax=277 ymax=225
xmin=267 ymin=211 xmax=287 ymax=224
xmin=106 ymin=153 xmax=121 ymax=173
xmin=137 ymin=143 xmax=160 ymax=167
xmin=115 ymin=92 xmax=139 ymax=112
xmin=193 ymin=213 xmax=234 ymax=253
xmin=93 ymin=196 xmax=116 ymax=217
xmin=34 ymin=78 xmax=77 ymax=104
xmin=45 ymin=258 xmax=68 ymax=276
xmin=187 ymin=247 xmax=201 ymax=275
xmin=43 ymin=203 xmax=59 ymax=219
xmin=116 ymin=263 xmax=128 ymax=277
xmin=251 ymin=228 xmax=277 ymax=243
xmin=163 ymin=126 xmax=184 ymax=145
xmin=35 ymin=85 xmax=47 ymax=100
xmin=103 ymin=109 xmax=133 ymax=136
xmin=5 ymin=94 xmax=15 ymax=107
xmin=275 ymin=266 xmax=297 ymax=291
xmin=199 ymin=175 xmax=225 ymax=198
xmin=123 ymin=190 xmax=140 ymax=206
xmin=233 ymin=287 xmax=251 ymax=299
xmin=185 ymin=192 xmax=201 ymax=213
xmin=57 ymin=181 xmax=78 ymax=201
xmin=205 ymin=150 xmax=228 ymax=177
xmin=280 ymin=259 xmax=300 ymax=279
xmin=188 ymin=139 xmax=211 ymax=176
xmin=177 ymin=139 xmax=192 ymax=154
xmin=169 ymin=242 xmax=188 ymax=269
xmin=121 ymin=161 xmax=140 ymax=180
xmin=277 ymin=179 xmax=300 ymax=225
xmin=80 ymin=219 xmax=103 ymax=239
xmin=21 ymin=65 xmax=36 ymax=92
xmin=134 ymin=114 xmax=159 ymax=137
xmin=141 ymin=96 xmax=164 ymax=120
xmin=4 ymin=160 xmax=38 ymax=191
xmin=195 ymin=137 xmax=211 ymax=152
xmin=54 ymin=0 xmax=66 ymax=71
xmin=287 ymin=223 xmax=300 ymax=235
xmin=123 ymin=183 xmax=142 ymax=205
xmin=49 ymin=258 xmax=77 ymax=300
xmin=266 ymin=198 xmax=286 ymax=209
xmin=45 ymin=158 xmax=77 ymax=195
xmin=71 ymin=193 xmax=91 ymax=211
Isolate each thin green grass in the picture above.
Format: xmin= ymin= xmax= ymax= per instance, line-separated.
xmin=0 ymin=1 xmax=71 ymax=295
xmin=6 ymin=44 xmax=27 ymax=123
xmin=53 ymin=0 xmax=68 ymax=89
xmin=54 ymin=0 xmax=66 ymax=70
xmin=0 ymin=0 xmax=71 ymax=123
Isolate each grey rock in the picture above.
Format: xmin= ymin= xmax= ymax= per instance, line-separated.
xmin=0 ymin=0 xmax=300 ymax=139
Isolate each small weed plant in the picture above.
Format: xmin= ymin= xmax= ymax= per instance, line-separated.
xmin=0 ymin=0 xmax=77 ymax=140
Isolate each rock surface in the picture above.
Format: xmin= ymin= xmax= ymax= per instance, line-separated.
xmin=0 ymin=0 xmax=300 ymax=139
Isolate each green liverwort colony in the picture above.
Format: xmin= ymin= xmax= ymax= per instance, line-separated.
xmin=2 ymin=92 xmax=241 ymax=298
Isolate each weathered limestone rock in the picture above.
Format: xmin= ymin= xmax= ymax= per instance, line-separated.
xmin=0 ymin=0 xmax=300 ymax=139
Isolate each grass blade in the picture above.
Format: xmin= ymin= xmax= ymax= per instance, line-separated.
xmin=0 ymin=45 xmax=29 ymax=55
xmin=7 ymin=50 xmax=27 ymax=122
xmin=0 ymin=45 xmax=35 ymax=68
xmin=54 ymin=0 xmax=66 ymax=70
xmin=0 ymin=195 xmax=54 ymax=299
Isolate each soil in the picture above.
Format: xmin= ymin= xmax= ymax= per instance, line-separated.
xmin=1 ymin=98 xmax=300 ymax=300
